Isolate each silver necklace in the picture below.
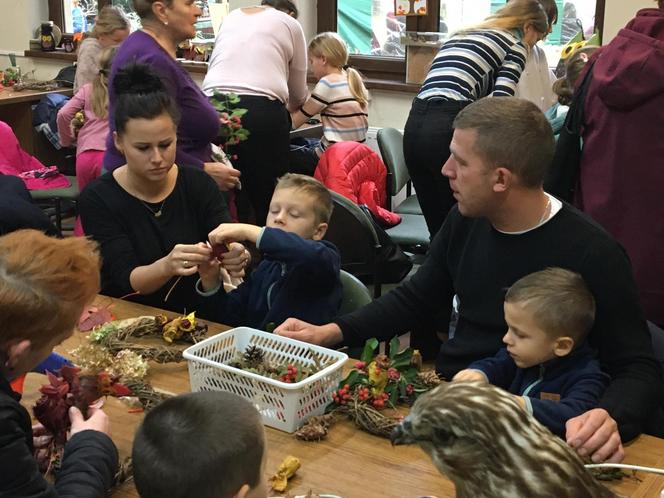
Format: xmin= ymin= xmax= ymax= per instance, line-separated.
xmin=140 ymin=198 xmax=167 ymax=217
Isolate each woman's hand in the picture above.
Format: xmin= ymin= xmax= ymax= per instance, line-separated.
xmin=163 ymin=243 xmax=212 ymax=277
xmin=203 ymin=161 xmax=241 ymax=191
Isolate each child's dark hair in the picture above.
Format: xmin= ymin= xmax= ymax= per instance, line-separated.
xmin=275 ymin=173 xmax=333 ymax=224
xmin=132 ymin=391 xmax=265 ymax=498
xmin=113 ymin=62 xmax=180 ymax=134
xmin=261 ymin=0 xmax=298 ymax=18
xmin=505 ymin=267 xmax=595 ymax=344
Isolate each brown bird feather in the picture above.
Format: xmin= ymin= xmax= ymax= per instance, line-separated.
xmin=391 ymin=381 xmax=618 ymax=498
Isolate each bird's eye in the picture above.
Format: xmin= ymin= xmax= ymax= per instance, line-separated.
xmin=433 ymin=427 xmax=456 ymax=446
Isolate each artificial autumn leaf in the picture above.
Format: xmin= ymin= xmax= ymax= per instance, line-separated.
xmin=78 ymin=305 xmax=114 ymax=332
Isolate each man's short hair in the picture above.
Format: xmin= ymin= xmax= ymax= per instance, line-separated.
xmin=275 ymin=173 xmax=334 ymax=224
xmin=453 ymin=97 xmax=555 ymax=188
xmin=505 ymin=267 xmax=596 ymax=344
xmin=132 ymin=391 xmax=265 ymax=498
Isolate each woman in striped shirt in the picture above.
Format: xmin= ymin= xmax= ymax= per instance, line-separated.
xmin=290 ymin=32 xmax=369 ymax=176
xmin=404 ymin=0 xmax=549 ymax=238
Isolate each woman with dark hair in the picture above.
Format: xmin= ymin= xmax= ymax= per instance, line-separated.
xmin=80 ymin=64 xmax=247 ymax=316
xmin=402 ymin=0 xmax=548 ymax=238
xmin=103 ymin=0 xmax=241 ymax=192
xmin=577 ymin=0 xmax=664 ymax=327
xmin=202 ymin=0 xmax=307 ymax=224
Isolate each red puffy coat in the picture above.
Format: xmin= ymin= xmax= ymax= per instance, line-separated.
xmin=314 ymin=142 xmax=401 ymax=227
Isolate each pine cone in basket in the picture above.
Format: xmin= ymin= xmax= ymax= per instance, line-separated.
xmin=243 ymin=345 xmax=265 ymax=369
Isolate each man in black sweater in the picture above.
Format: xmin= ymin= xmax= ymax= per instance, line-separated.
xmin=276 ymin=97 xmax=662 ymax=465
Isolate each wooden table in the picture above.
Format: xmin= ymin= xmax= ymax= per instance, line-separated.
xmin=20 ymin=297 xmax=664 ymax=497
xmin=0 ymin=86 xmax=73 ymax=166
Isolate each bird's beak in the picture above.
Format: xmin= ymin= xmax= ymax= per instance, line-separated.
xmin=390 ymin=417 xmax=415 ymax=446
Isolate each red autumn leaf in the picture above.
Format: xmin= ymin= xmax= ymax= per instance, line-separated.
xmin=78 ymin=306 xmax=114 ymax=332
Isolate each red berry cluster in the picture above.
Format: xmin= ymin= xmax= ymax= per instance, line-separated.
xmin=354 ymin=361 xmax=366 ymax=370
xmin=372 ymin=392 xmax=390 ymax=410
xmin=280 ymin=364 xmax=298 ymax=383
xmin=405 ymin=383 xmax=414 ymax=395
xmin=357 ymin=386 xmax=371 ymax=401
xmin=332 ymin=384 xmax=353 ymax=405
xmin=387 ymin=368 xmax=400 ymax=381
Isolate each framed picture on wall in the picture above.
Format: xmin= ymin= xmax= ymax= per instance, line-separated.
xmin=394 ymin=0 xmax=428 ymax=16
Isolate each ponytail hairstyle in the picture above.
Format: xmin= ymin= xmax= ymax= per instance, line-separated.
xmin=91 ymin=6 xmax=129 ymax=38
xmin=261 ymin=0 xmax=298 ymax=18
xmin=308 ymin=32 xmax=369 ymax=108
xmin=552 ymin=46 xmax=597 ymax=105
xmin=459 ymin=0 xmax=548 ymax=36
xmin=90 ymin=47 xmax=116 ymax=119
xmin=112 ymin=63 xmax=180 ymax=135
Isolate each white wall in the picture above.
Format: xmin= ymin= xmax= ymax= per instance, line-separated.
xmin=603 ymin=0 xmax=655 ymax=42
xmin=0 ymin=0 xmax=657 ymax=129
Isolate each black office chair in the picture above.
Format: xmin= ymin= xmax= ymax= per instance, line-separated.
xmin=377 ymin=128 xmax=429 ymax=254
xmin=325 ymin=191 xmax=384 ymax=297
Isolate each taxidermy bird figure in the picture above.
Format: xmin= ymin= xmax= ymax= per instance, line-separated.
xmin=391 ymin=382 xmax=618 ymax=498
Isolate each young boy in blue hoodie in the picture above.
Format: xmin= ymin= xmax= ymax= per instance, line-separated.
xmin=197 ymin=173 xmax=342 ymax=331
xmin=453 ymin=267 xmax=609 ymax=438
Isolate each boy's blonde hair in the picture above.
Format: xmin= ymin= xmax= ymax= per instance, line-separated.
xmin=275 ymin=173 xmax=333 ymax=225
xmin=91 ymin=46 xmax=116 ymax=119
xmin=505 ymin=267 xmax=595 ymax=344
xmin=91 ymin=6 xmax=129 ymax=38
xmin=0 ymin=230 xmax=100 ymax=348
xmin=460 ymin=0 xmax=548 ymax=36
xmin=309 ymin=32 xmax=369 ymax=108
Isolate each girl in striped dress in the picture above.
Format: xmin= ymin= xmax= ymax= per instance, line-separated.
xmin=404 ymin=0 xmax=549 ymax=238
xmin=290 ymin=32 xmax=369 ymax=176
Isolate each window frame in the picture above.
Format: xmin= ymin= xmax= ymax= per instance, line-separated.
xmin=48 ymin=0 xmax=113 ymax=35
xmin=318 ymin=0 xmax=607 ymax=85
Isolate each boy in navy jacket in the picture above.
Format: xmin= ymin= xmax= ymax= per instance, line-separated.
xmin=197 ymin=173 xmax=342 ymax=330
xmin=454 ymin=267 xmax=609 ymax=438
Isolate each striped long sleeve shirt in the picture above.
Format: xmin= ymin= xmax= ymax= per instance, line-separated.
xmin=299 ymin=75 xmax=369 ymax=154
xmin=418 ymin=29 xmax=528 ymax=102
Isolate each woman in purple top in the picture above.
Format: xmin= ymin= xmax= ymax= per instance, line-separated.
xmin=104 ymin=0 xmax=240 ymax=191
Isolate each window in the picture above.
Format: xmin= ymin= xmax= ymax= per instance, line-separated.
xmin=320 ymin=0 xmax=606 ymax=84
xmin=50 ymin=0 xmax=215 ymax=40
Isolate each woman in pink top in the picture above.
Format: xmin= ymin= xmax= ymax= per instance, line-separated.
xmin=202 ymin=0 xmax=308 ymax=224
xmin=57 ymin=47 xmax=115 ymax=236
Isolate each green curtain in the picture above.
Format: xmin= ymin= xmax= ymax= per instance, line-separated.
xmin=338 ymin=0 xmax=372 ymax=55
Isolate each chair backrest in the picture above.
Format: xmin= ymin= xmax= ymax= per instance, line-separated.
xmin=377 ymin=127 xmax=411 ymax=197
xmin=338 ymin=270 xmax=372 ymax=316
xmin=324 ymin=190 xmax=381 ymax=280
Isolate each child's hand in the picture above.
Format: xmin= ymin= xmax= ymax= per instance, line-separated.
xmin=209 ymin=223 xmax=261 ymax=245
xmin=452 ymin=369 xmax=487 ymax=383
xmin=69 ymin=405 xmax=110 ymax=438
xmin=219 ymin=242 xmax=250 ymax=279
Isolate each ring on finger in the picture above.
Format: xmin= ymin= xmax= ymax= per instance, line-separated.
xmin=183 ymin=260 xmax=190 ymax=269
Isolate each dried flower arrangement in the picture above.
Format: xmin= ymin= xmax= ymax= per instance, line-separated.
xmin=295 ymin=337 xmax=441 ymax=441
xmin=32 ymin=365 xmax=131 ymax=476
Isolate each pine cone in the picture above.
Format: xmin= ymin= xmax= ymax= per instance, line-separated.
xmin=243 ymin=345 xmax=265 ymax=368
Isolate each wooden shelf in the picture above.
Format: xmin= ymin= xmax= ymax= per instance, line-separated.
xmin=24 ymin=49 xmax=76 ymax=62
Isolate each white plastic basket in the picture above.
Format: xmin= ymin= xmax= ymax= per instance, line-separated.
xmin=183 ymin=327 xmax=348 ymax=433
